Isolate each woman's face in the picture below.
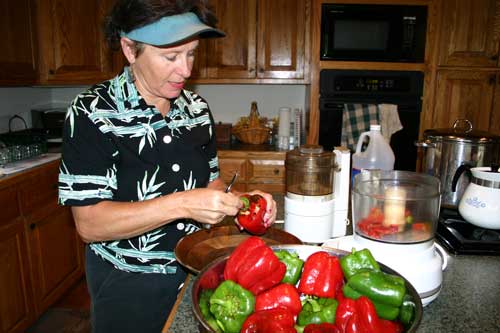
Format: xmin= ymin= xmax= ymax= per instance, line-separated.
xmin=130 ymin=39 xmax=199 ymax=100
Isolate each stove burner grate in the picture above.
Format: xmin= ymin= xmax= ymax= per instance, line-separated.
xmin=436 ymin=209 xmax=500 ymax=255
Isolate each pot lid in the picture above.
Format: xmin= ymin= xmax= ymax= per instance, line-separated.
xmin=424 ymin=119 xmax=500 ymax=143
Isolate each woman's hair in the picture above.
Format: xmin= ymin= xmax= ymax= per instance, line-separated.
xmin=103 ymin=0 xmax=218 ymax=51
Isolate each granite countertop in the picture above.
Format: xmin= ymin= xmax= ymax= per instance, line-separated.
xmin=167 ymin=247 xmax=500 ymax=333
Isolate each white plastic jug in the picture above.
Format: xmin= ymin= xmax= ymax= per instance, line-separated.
xmin=352 ymin=124 xmax=395 ymax=180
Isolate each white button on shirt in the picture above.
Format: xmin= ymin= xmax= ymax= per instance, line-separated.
xmin=163 ymin=135 xmax=172 ymax=144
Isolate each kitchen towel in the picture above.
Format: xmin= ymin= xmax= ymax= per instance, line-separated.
xmin=378 ymin=104 xmax=403 ymax=143
xmin=341 ymin=104 xmax=379 ymax=151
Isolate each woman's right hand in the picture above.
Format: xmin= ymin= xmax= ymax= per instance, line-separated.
xmin=177 ymin=188 xmax=243 ymax=225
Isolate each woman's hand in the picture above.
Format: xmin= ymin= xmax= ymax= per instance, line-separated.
xmin=179 ymin=188 xmax=243 ymax=225
xmin=245 ymin=190 xmax=277 ymax=228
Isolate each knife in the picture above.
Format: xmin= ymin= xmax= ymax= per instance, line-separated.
xmin=225 ymin=172 xmax=239 ymax=193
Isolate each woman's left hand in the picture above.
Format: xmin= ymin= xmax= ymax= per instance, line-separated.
xmin=245 ymin=190 xmax=277 ymax=227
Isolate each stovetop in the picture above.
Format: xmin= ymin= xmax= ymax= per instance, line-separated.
xmin=436 ymin=208 xmax=500 ymax=255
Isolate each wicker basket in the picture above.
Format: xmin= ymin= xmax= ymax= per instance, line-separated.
xmin=232 ymin=127 xmax=270 ymax=145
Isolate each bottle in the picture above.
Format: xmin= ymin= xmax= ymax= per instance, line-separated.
xmin=351 ymin=124 xmax=395 ymax=182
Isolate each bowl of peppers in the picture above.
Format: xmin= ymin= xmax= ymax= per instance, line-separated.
xmin=192 ymin=238 xmax=422 ymax=333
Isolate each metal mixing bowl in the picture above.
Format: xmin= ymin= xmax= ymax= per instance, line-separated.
xmin=192 ymin=244 xmax=423 ymax=333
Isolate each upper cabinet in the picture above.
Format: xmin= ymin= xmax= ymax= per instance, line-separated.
xmin=192 ymin=0 xmax=310 ymax=83
xmin=438 ymin=0 xmax=500 ymax=67
xmin=36 ymin=0 xmax=116 ymax=85
xmin=0 ymin=0 xmax=38 ymax=85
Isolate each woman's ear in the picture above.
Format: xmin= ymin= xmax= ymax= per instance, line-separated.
xmin=120 ymin=37 xmax=137 ymax=64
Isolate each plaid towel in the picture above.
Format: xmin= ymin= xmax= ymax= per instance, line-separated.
xmin=341 ymin=104 xmax=379 ymax=151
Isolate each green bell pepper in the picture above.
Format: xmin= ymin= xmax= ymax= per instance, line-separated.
xmin=342 ymin=284 xmax=400 ymax=320
xmin=275 ymin=250 xmax=304 ymax=285
xmin=399 ymin=294 xmax=416 ymax=327
xmin=346 ymin=270 xmax=406 ymax=308
xmin=199 ymin=289 xmax=222 ymax=332
xmin=209 ymin=280 xmax=255 ymax=333
xmin=340 ymin=248 xmax=381 ymax=280
xmin=297 ymin=297 xmax=338 ymax=326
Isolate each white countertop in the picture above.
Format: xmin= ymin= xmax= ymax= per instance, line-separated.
xmin=0 ymin=153 xmax=61 ymax=175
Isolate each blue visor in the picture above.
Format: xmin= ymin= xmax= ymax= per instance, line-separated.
xmin=120 ymin=12 xmax=225 ymax=46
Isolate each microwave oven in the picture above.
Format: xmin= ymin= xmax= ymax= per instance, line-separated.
xmin=320 ymin=4 xmax=428 ymax=62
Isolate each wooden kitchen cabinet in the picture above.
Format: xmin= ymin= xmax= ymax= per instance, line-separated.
xmin=0 ymin=0 xmax=38 ymax=85
xmin=438 ymin=0 xmax=500 ymax=68
xmin=35 ymin=0 xmax=116 ymax=84
xmin=433 ymin=69 xmax=498 ymax=131
xmin=0 ymin=160 xmax=84 ymax=330
xmin=0 ymin=188 xmax=35 ymax=333
xmin=192 ymin=0 xmax=310 ymax=83
xmin=218 ymin=150 xmax=286 ymax=194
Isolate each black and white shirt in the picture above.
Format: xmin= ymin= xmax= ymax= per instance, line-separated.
xmin=58 ymin=67 xmax=219 ymax=274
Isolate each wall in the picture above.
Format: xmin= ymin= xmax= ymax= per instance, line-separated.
xmin=0 ymin=85 xmax=307 ymax=133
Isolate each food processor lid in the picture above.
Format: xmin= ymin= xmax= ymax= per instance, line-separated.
xmin=285 ymin=144 xmax=335 ymax=170
xmin=424 ymin=119 xmax=500 ymax=144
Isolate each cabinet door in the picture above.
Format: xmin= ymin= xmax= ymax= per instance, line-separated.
xmin=207 ymin=0 xmax=257 ymax=79
xmin=0 ymin=0 xmax=37 ymax=85
xmin=28 ymin=207 xmax=83 ymax=314
xmin=490 ymin=74 xmax=500 ymax=135
xmin=218 ymin=157 xmax=247 ymax=192
xmin=433 ymin=70 xmax=496 ymax=130
xmin=438 ymin=0 xmax=500 ymax=67
xmin=36 ymin=0 xmax=114 ymax=84
xmin=0 ymin=187 xmax=34 ymax=333
xmin=257 ymin=0 xmax=308 ymax=79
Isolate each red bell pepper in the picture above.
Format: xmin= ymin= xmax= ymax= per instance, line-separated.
xmin=255 ymin=283 xmax=302 ymax=317
xmin=236 ymin=194 xmax=268 ymax=235
xmin=336 ymin=296 xmax=403 ymax=333
xmin=335 ymin=298 xmax=357 ymax=332
xmin=241 ymin=308 xmax=297 ymax=333
xmin=304 ymin=323 xmax=341 ymax=333
xmin=224 ymin=236 xmax=286 ymax=295
xmin=298 ymin=251 xmax=344 ymax=298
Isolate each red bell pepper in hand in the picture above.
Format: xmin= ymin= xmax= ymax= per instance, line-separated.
xmin=255 ymin=283 xmax=302 ymax=317
xmin=224 ymin=236 xmax=286 ymax=295
xmin=241 ymin=308 xmax=297 ymax=333
xmin=298 ymin=251 xmax=344 ymax=298
xmin=237 ymin=194 xmax=268 ymax=235
xmin=304 ymin=323 xmax=341 ymax=333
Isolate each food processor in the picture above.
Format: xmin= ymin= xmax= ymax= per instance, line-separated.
xmin=325 ymin=170 xmax=448 ymax=306
xmin=284 ymin=145 xmax=351 ymax=244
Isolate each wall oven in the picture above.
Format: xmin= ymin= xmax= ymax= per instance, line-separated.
xmin=321 ymin=3 xmax=428 ymax=62
xmin=319 ymin=70 xmax=424 ymax=171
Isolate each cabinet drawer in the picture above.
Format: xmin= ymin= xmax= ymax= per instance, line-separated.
xmin=0 ymin=186 xmax=20 ymax=225
xmin=247 ymin=159 xmax=285 ymax=181
xmin=19 ymin=163 xmax=59 ymax=216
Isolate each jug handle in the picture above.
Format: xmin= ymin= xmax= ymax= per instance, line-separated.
xmin=355 ymin=131 xmax=370 ymax=153
xmin=451 ymin=164 xmax=472 ymax=192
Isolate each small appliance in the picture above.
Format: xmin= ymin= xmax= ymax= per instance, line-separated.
xmin=320 ymin=3 xmax=428 ymax=62
xmin=324 ymin=170 xmax=448 ymax=306
xmin=284 ymin=145 xmax=351 ymax=244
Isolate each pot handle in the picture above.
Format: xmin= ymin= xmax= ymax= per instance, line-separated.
xmin=414 ymin=140 xmax=436 ymax=148
xmin=451 ymin=164 xmax=472 ymax=192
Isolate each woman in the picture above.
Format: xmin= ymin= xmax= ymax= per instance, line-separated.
xmin=58 ymin=1 xmax=277 ymax=332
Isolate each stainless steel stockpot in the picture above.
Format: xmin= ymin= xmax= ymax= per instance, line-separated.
xmin=416 ymin=119 xmax=500 ymax=208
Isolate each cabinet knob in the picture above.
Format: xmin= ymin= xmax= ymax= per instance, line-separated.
xmin=30 ymin=223 xmax=36 ymax=230
xmin=273 ymin=169 xmax=280 ymax=175
xmin=489 ymin=75 xmax=496 ymax=85
xmin=49 ymin=69 xmax=55 ymax=75
xmin=491 ymin=54 xmax=499 ymax=61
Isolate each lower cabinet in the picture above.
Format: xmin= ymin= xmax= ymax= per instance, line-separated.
xmin=0 ymin=160 xmax=84 ymax=332
xmin=218 ymin=150 xmax=286 ymax=194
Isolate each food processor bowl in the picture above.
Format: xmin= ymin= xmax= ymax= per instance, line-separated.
xmin=352 ymin=170 xmax=441 ymax=244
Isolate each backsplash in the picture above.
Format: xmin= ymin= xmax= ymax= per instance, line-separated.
xmin=0 ymin=85 xmax=307 ymax=134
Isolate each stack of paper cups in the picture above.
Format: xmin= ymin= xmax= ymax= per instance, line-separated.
xmin=278 ymin=107 xmax=291 ymax=150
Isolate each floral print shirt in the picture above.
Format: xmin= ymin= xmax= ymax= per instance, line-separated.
xmin=58 ymin=67 xmax=219 ymax=274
